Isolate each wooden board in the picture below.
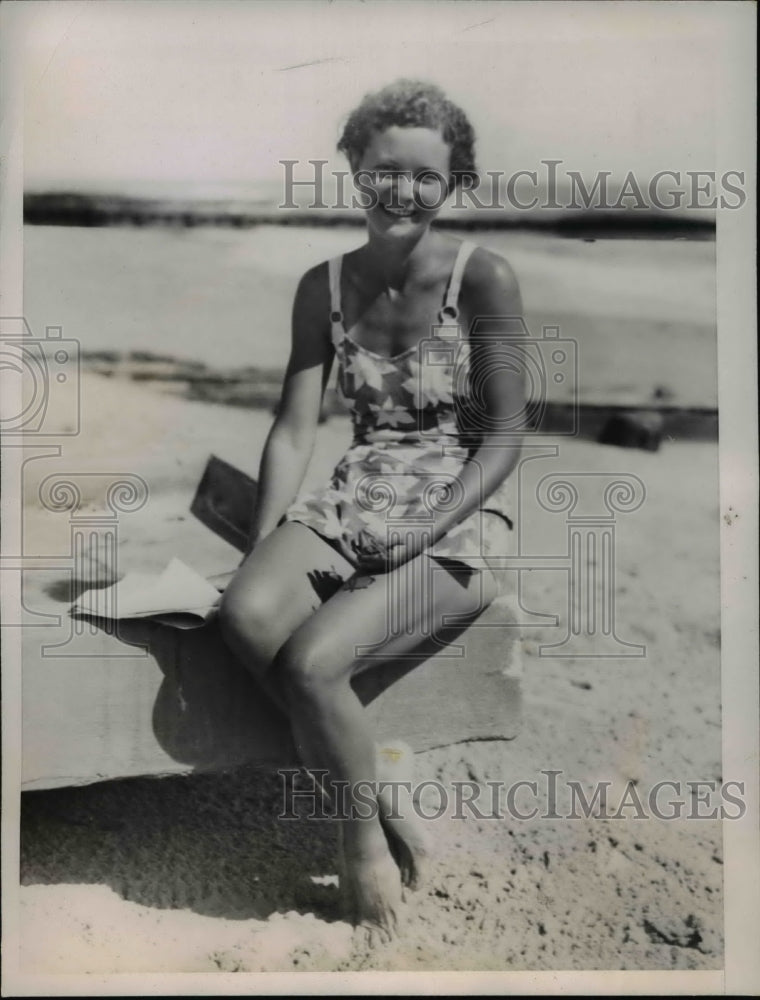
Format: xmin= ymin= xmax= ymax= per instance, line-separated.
xmin=189 ymin=454 xmax=257 ymax=552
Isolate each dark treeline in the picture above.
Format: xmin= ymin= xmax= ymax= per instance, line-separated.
xmin=25 ymin=192 xmax=716 ymax=240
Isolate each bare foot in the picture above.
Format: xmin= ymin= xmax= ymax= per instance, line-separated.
xmin=375 ymin=741 xmax=432 ymax=890
xmin=338 ymin=815 xmax=403 ymax=943
xmin=379 ymin=807 xmax=431 ymax=890
xmin=344 ymin=845 xmax=402 ymax=944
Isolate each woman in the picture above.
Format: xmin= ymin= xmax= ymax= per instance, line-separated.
xmin=220 ymin=79 xmax=525 ymax=941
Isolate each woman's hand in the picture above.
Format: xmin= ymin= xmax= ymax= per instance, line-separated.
xmin=385 ymin=524 xmax=438 ymax=569
xmin=351 ymin=520 xmax=439 ymax=572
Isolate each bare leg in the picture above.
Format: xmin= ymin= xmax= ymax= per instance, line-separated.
xmin=272 ymin=554 xmax=497 ymax=938
xmin=218 ymin=522 xmax=356 ymax=898
xmin=279 ymin=646 xmax=401 ymax=941
xmin=365 ymin=561 xmax=498 ymax=890
xmin=218 ymin=523 xmax=399 ymax=913
xmin=218 ymin=521 xmax=353 ymax=714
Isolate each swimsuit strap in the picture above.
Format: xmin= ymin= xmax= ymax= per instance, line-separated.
xmin=439 ymin=240 xmax=477 ymax=323
xmin=328 ymin=256 xmax=344 ymax=342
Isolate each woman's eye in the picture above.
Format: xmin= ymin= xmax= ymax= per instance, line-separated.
xmin=415 ymin=172 xmax=447 ymax=187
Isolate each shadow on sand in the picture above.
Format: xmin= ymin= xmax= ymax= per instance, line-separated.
xmin=21 ymin=764 xmax=345 ymax=923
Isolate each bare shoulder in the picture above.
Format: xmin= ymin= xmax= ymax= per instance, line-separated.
xmin=290 ymin=260 xmax=333 ymax=361
xmin=295 ymin=260 xmax=330 ymax=309
xmin=461 ymin=245 xmax=521 ymax=306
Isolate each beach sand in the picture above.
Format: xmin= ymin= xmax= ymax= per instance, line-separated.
xmin=16 ymin=372 xmax=723 ymax=974
xmin=24 ymin=225 xmax=717 ymax=408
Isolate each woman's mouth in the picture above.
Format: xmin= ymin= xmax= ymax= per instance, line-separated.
xmin=382 ymin=204 xmax=417 ymax=219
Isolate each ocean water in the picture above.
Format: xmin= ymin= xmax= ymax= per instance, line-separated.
xmin=23 ymin=224 xmax=717 ymax=406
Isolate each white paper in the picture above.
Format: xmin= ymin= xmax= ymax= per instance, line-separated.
xmin=70 ymin=557 xmax=221 ymax=630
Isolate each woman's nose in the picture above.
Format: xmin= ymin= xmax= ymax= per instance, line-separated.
xmin=394 ymin=173 xmax=414 ymax=203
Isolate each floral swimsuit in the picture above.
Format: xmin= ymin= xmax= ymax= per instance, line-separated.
xmin=284 ymin=240 xmax=514 ymax=577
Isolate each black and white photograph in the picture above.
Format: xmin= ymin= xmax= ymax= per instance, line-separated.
xmin=1 ymin=1 xmax=757 ymax=994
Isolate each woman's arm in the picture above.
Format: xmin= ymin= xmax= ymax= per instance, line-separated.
xmin=435 ymin=247 xmax=526 ymax=530
xmin=245 ymin=264 xmax=334 ymax=554
xmin=389 ymin=248 xmax=526 ymax=566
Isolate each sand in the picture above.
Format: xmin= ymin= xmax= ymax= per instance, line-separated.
xmin=16 ymin=373 xmax=723 ymax=974
xmin=23 ymin=225 xmax=718 ymax=408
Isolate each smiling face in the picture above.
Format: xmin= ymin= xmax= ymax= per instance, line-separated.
xmin=353 ymin=126 xmax=452 ymax=239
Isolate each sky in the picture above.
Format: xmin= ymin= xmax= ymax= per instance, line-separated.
xmin=17 ymin=0 xmax=722 ymax=196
